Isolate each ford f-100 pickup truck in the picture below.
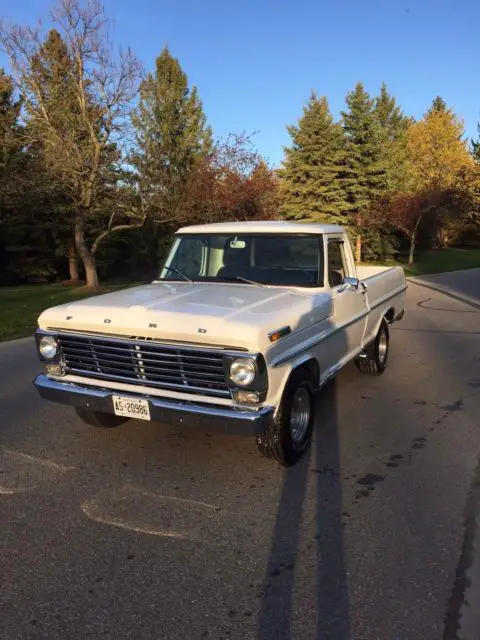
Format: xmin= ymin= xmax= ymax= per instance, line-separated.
xmin=34 ymin=221 xmax=406 ymax=466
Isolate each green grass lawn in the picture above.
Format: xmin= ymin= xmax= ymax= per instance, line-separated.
xmin=1 ymin=249 xmax=479 ymax=342
xmin=400 ymin=248 xmax=480 ymax=277
xmin=362 ymin=248 xmax=480 ymax=277
xmin=0 ymin=282 xmax=138 ymax=342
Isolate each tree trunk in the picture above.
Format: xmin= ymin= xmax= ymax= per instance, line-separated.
xmin=68 ymin=243 xmax=79 ymax=284
xmin=74 ymin=213 xmax=99 ymax=289
xmin=355 ymin=214 xmax=362 ymax=263
xmin=408 ymin=234 xmax=416 ymax=265
xmin=355 ymin=234 xmax=362 ymax=263
xmin=408 ymin=214 xmax=423 ymax=265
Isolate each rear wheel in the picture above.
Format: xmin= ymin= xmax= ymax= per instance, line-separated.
xmin=256 ymin=368 xmax=316 ymax=466
xmin=356 ymin=318 xmax=389 ymax=375
xmin=75 ymin=407 xmax=128 ymax=429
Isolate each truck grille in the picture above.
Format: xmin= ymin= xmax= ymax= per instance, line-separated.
xmin=57 ymin=334 xmax=229 ymax=397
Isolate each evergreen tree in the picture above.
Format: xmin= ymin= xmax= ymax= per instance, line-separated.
xmin=279 ymin=92 xmax=348 ymax=224
xmin=375 ymin=82 xmax=406 ymax=133
xmin=429 ymin=96 xmax=448 ymax=114
xmin=471 ymin=123 xmax=480 ymax=163
xmin=0 ymin=69 xmax=22 ymax=205
xmin=374 ymin=82 xmax=410 ymax=191
xmin=132 ymin=47 xmax=213 ymax=223
xmin=341 ymin=82 xmax=387 ymax=261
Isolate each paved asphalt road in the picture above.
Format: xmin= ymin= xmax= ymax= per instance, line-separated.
xmin=1 ymin=271 xmax=479 ymax=640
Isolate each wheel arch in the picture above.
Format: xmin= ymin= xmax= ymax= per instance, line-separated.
xmin=270 ymin=354 xmax=320 ymax=417
xmin=288 ymin=355 xmax=320 ymax=388
xmin=384 ymin=307 xmax=395 ymax=323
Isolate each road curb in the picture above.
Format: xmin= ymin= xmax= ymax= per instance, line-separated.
xmin=406 ymin=267 xmax=480 ymax=281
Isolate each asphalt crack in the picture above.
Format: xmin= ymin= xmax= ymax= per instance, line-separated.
xmin=443 ymin=453 xmax=480 ymax=639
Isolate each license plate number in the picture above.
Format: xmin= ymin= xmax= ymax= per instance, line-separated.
xmin=112 ymin=395 xmax=151 ymax=421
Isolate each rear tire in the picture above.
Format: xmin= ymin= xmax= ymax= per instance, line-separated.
xmin=256 ymin=368 xmax=316 ymax=466
xmin=356 ymin=318 xmax=389 ymax=376
xmin=75 ymin=407 xmax=128 ymax=429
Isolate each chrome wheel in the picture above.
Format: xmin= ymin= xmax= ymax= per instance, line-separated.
xmin=289 ymin=386 xmax=311 ymax=444
xmin=378 ymin=329 xmax=388 ymax=363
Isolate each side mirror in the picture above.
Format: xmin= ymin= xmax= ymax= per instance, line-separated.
xmin=343 ymin=276 xmax=361 ymax=290
xmin=342 ymin=276 xmax=367 ymax=293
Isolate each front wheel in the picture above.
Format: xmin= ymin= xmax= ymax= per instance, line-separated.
xmin=256 ymin=368 xmax=316 ymax=466
xmin=75 ymin=407 xmax=128 ymax=429
xmin=356 ymin=318 xmax=389 ymax=375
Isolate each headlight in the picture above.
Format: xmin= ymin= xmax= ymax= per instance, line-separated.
xmin=230 ymin=358 xmax=256 ymax=386
xmin=39 ymin=335 xmax=58 ymax=360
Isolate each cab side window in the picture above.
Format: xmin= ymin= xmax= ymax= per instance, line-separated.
xmin=328 ymin=240 xmax=347 ymax=287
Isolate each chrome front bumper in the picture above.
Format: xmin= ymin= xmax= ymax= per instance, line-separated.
xmin=33 ymin=375 xmax=274 ymax=436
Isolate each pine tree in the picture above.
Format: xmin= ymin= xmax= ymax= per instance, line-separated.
xmin=471 ymin=123 xmax=480 ymax=163
xmin=132 ymin=47 xmax=213 ymax=222
xmin=341 ymin=82 xmax=387 ymax=261
xmin=279 ymin=92 xmax=348 ymax=224
xmin=375 ymin=82 xmax=406 ymax=133
xmin=429 ymin=96 xmax=448 ymax=114
xmin=0 ymin=69 xmax=23 ymax=269
xmin=374 ymin=82 xmax=410 ymax=191
xmin=0 ymin=69 xmax=22 ymax=191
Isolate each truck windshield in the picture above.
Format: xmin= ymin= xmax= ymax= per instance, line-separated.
xmin=158 ymin=234 xmax=324 ymax=287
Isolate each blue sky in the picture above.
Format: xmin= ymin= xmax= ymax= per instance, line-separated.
xmin=2 ymin=0 xmax=479 ymax=166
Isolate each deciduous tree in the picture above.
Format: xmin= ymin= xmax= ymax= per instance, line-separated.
xmin=390 ymin=99 xmax=473 ymax=263
xmin=0 ymin=0 xmax=142 ymax=288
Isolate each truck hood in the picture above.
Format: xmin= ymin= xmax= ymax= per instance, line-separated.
xmin=38 ymin=282 xmax=332 ymax=352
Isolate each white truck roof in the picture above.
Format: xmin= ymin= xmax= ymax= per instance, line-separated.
xmin=176 ymin=221 xmax=344 ymax=235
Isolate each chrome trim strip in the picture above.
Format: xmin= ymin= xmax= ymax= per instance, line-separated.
xmin=62 ymin=367 xmax=230 ymax=397
xmin=271 ymin=283 xmax=406 ymax=367
xmin=272 ymin=309 xmax=369 ymax=367
xmin=47 ymin=328 xmax=249 ymax=353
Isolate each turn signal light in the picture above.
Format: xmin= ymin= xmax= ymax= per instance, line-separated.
xmin=268 ymin=326 xmax=291 ymax=343
xmin=232 ymin=390 xmax=260 ymax=405
xmin=46 ymin=363 xmax=65 ymax=377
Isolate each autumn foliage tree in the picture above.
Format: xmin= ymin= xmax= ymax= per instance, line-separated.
xmin=389 ymin=99 xmax=474 ymax=263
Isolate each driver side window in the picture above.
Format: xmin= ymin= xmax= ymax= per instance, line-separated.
xmin=328 ymin=240 xmax=347 ymax=287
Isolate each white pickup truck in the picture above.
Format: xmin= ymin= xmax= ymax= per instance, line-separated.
xmin=34 ymin=221 xmax=406 ymax=466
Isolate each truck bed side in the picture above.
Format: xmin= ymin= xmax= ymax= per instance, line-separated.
xmin=360 ymin=266 xmax=407 ymax=346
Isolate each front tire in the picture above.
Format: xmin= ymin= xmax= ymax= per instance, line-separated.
xmin=75 ymin=407 xmax=128 ymax=429
xmin=256 ymin=368 xmax=316 ymax=466
xmin=356 ymin=318 xmax=389 ymax=375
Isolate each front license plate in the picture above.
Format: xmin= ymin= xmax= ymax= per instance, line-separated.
xmin=112 ymin=395 xmax=151 ymax=421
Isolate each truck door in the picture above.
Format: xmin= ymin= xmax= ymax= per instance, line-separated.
xmin=325 ymin=237 xmax=369 ymax=372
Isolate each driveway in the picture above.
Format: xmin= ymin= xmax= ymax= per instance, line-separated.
xmin=1 ymin=271 xmax=479 ymax=639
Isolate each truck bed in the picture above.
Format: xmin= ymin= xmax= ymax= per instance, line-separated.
xmin=356 ymin=265 xmax=401 ymax=280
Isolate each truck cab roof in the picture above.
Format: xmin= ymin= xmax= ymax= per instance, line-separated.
xmin=176 ymin=221 xmax=344 ymax=235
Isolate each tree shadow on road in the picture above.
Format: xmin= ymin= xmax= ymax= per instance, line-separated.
xmin=256 ymin=380 xmax=350 ymax=640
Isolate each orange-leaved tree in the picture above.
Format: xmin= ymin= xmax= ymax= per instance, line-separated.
xmin=390 ymin=99 xmax=474 ymax=264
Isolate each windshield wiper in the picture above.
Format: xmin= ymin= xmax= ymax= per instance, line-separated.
xmin=225 ymin=276 xmax=268 ymax=288
xmin=162 ymin=266 xmax=193 ymax=283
